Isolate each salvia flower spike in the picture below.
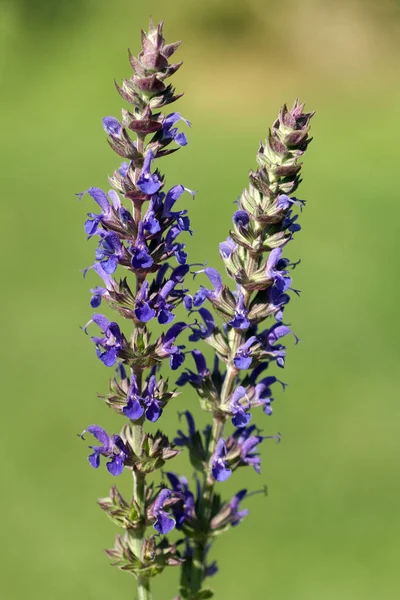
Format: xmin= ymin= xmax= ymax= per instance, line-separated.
xmin=77 ymin=19 xmax=314 ymax=600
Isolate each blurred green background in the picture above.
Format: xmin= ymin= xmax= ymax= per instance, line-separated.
xmin=1 ymin=0 xmax=400 ymax=598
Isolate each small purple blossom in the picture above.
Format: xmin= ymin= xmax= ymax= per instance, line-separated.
xmin=233 ymin=210 xmax=250 ymax=229
xmin=162 ymin=112 xmax=191 ymax=146
xmin=81 ymin=425 xmax=128 ymax=476
xmin=143 ymin=374 xmax=164 ymax=422
xmin=159 ymin=322 xmax=188 ymax=370
xmin=176 ymin=349 xmax=208 ymax=387
xmin=152 ymin=489 xmax=176 ymax=534
xmin=230 ymin=386 xmax=251 ymax=427
xmin=165 ymin=472 xmax=195 ymax=528
xmin=228 ymin=292 xmax=250 ymax=330
xmin=123 ymin=374 xmax=145 ymax=421
xmin=135 ymin=280 xmax=156 ymax=322
xmin=96 ymin=231 xmax=124 ymax=274
xmin=102 ymin=116 xmax=122 ymax=137
xmin=211 ymin=439 xmax=232 ymax=482
xmin=137 ymin=149 xmax=162 ymax=195
xmin=219 ymin=237 xmax=237 ymax=259
xmin=85 ymin=313 xmax=124 ymax=367
xmin=230 ymin=489 xmax=249 ymax=526
xmin=233 ymin=336 xmax=258 ymax=370
xmin=266 ymin=248 xmax=292 ymax=293
xmin=130 ymin=222 xmax=153 ymax=270
xmin=174 ymin=410 xmax=197 ymax=446
xmin=193 ymin=267 xmax=223 ymax=305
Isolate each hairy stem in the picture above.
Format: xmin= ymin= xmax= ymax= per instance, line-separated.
xmin=130 ymin=127 xmax=151 ymax=599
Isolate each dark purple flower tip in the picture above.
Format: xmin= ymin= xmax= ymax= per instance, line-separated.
xmin=232 ymin=410 xmax=251 ymax=428
xmin=189 ymin=308 xmax=215 ymax=342
xmin=233 ymin=210 xmax=250 ymax=228
xmin=90 ymin=286 xmax=105 ymax=308
xmin=175 ymin=132 xmax=188 ymax=146
xmin=183 ymin=296 xmax=193 ymax=310
xmin=170 ymin=350 xmax=185 ymax=370
xmin=174 ymin=410 xmax=196 ymax=445
xmin=131 ymin=247 xmax=153 ymax=270
xmin=135 ymin=301 xmax=156 ymax=323
xmin=106 ymin=456 xmax=125 ymax=476
xmin=123 ymin=398 xmax=144 ymax=421
xmin=102 ymin=116 xmax=122 ymax=137
xmin=154 ymin=511 xmax=176 ymax=534
xmin=212 ymin=462 xmax=232 ymax=482
xmin=137 ymin=149 xmax=162 ymax=195
xmin=230 ymin=489 xmax=249 ymax=526
xmin=206 ymin=561 xmax=218 ymax=578
xmin=145 ymin=400 xmax=163 ymax=423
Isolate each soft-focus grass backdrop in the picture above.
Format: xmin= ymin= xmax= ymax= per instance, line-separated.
xmin=1 ymin=0 xmax=400 ymax=598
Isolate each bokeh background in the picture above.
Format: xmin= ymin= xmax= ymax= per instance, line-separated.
xmin=2 ymin=0 xmax=400 ymax=598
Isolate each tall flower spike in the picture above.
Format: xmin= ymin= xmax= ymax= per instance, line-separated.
xmin=76 ymin=19 xmax=314 ymax=600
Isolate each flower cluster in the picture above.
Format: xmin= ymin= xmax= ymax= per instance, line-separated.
xmin=76 ymin=19 xmax=314 ymax=600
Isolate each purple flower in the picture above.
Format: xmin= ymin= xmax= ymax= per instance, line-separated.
xmin=230 ymin=386 xmax=251 ymax=427
xmin=78 ymin=187 xmax=112 ymax=238
xmin=163 ymin=185 xmax=193 ymax=233
xmin=137 ymin=149 xmax=162 ymax=195
xmin=276 ymin=194 xmax=305 ymax=212
xmin=268 ymin=286 xmax=290 ymax=322
xmin=266 ymin=248 xmax=292 ymax=293
xmin=260 ymin=323 xmax=298 ymax=368
xmin=143 ymin=204 xmax=161 ymax=235
xmin=165 ymin=472 xmax=195 ymax=528
xmin=230 ymin=489 xmax=249 ymax=526
xmin=162 ymin=112 xmax=191 ymax=146
xmin=96 ymin=231 xmax=124 ymax=274
xmin=86 ymin=314 xmax=124 ymax=367
xmin=193 ymin=267 xmax=223 ymax=305
xmin=122 ymin=374 xmax=145 ymax=421
xmin=130 ymin=222 xmax=153 ymax=270
xmin=233 ymin=336 xmax=258 ymax=370
xmin=135 ymin=280 xmax=156 ymax=323
xmin=188 ymin=308 xmax=215 ymax=341
xmin=219 ymin=237 xmax=237 ymax=259
xmin=89 ymin=263 xmax=114 ymax=307
xmin=159 ymin=322 xmax=188 ymax=370
xmin=233 ymin=210 xmax=249 ymax=229
xmin=152 ymin=489 xmax=176 ymax=534
xmin=102 ymin=116 xmax=122 ymax=137
xmin=238 ymin=432 xmax=263 ymax=473
xmin=176 ymin=349 xmax=208 ymax=387
xmin=143 ymin=374 xmax=164 ymax=422
xmin=81 ymin=425 xmax=128 ymax=476
xmin=228 ymin=292 xmax=250 ymax=330
xmin=174 ymin=411 xmax=196 ymax=446
xmin=153 ymin=264 xmax=189 ymax=324
xmin=211 ymin=439 xmax=232 ymax=482
xmin=118 ymin=161 xmax=129 ymax=177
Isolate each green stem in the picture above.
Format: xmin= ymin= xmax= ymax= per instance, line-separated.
xmin=128 ymin=132 xmax=152 ymax=600
xmin=187 ymin=356 xmax=244 ymax=598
